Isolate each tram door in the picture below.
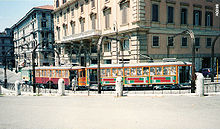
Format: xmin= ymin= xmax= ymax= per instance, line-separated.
xmin=89 ymin=69 xmax=97 ymax=84
xmin=179 ymin=66 xmax=190 ymax=83
xmin=69 ymin=70 xmax=77 ymax=86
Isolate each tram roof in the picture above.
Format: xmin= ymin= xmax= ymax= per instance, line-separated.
xmin=87 ymin=61 xmax=192 ymax=68
xmin=21 ymin=66 xmax=85 ymax=70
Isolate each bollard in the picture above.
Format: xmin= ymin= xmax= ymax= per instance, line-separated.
xmin=58 ymin=79 xmax=65 ymax=96
xmin=15 ymin=80 xmax=21 ymax=96
xmin=195 ymin=72 xmax=204 ymax=97
xmin=115 ymin=77 xmax=123 ymax=97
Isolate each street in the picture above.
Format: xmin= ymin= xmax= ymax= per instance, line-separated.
xmin=0 ymin=95 xmax=220 ymax=129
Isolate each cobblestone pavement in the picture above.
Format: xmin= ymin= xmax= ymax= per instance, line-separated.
xmin=0 ymin=95 xmax=220 ymax=129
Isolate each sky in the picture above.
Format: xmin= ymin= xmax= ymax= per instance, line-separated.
xmin=0 ymin=0 xmax=53 ymax=32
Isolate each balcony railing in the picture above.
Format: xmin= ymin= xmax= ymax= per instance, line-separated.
xmin=62 ymin=29 xmax=101 ymax=43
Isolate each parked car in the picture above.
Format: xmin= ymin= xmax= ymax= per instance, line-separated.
xmin=200 ymin=68 xmax=216 ymax=78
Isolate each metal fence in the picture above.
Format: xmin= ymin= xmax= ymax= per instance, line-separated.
xmin=1 ymin=79 xmax=220 ymax=95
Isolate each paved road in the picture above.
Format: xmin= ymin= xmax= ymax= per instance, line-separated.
xmin=0 ymin=95 xmax=220 ymax=129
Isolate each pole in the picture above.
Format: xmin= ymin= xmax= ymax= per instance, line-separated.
xmin=4 ymin=56 xmax=7 ymax=88
xmin=97 ymin=36 xmax=107 ymax=94
xmin=217 ymin=59 xmax=219 ymax=82
xmin=191 ymin=38 xmax=196 ymax=93
xmin=32 ymin=50 xmax=36 ymax=93
xmin=186 ymin=30 xmax=196 ymax=93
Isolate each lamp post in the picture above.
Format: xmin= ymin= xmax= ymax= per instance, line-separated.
xmin=3 ymin=44 xmax=29 ymax=88
xmin=97 ymin=36 xmax=108 ymax=94
xmin=169 ymin=29 xmax=196 ymax=93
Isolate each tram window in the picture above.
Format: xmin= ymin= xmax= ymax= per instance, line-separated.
xmin=156 ymin=67 xmax=162 ymax=75
xmin=101 ymin=69 xmax=105 ymax=77
xmin=124 ymin=68 xmax=130 ymax=76
xmin=56 ymin=70 xmax=58 ymax=77
xmin=131 ymin=68 xmax=136 ymax=76
xmin=50 ymin=70 xmax=52 ymax=77
xmin=65 ymin=70 xmax=68 ymax=78
xmin=170 ymin=66 xmax=176 ymax=75
xmin=150 ymin=67 xmax=156 ymax=75
xmin=58 ymin=70 xmax=61 ymax=77
xmin=163 ymin=67 xmax=169 ymax=75
xmin=137 ymin=68 xmax=142 ymax=76
xmin=118 ymin=68 xmax=123 ymax=76
xmin=53 ymin=70 xmax=56 ymax=77
xmin=143 ymin=67 xmax=149 ymax=75
xmin=112 ymin=68 xmax=117 ymax=76
xmin=41 ymin=70 xmax=44 ymax=77
xmin=80 ymin=71 xmax=85 ymax=77
xmin=44 ymin=70 xmax=46 ymax=77
xmin=38 ymin=70 xmax=40 ymax=77
xmin=106 ymin=69 xmax=111 ymax=77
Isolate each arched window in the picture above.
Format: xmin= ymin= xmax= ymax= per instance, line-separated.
xmin=56 ymin=0 xmax=59 ymax=8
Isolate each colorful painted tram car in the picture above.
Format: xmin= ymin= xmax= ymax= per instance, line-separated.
xmin=21 ymin=66 xmax=86 ymax=88
xmin=86 ymin=61 xmax=191 ymax=87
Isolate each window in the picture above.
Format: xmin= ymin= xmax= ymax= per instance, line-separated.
xmin=41 ymin=21 xmax=46 ymax=27
xmin=152 ymin=4 xmax=159 ymax=22
xmin=71 ymin=8 xmax=74 ymax=16
xmin=80 ymin=20 xmax=84 ymax=32
xmin=104 ymin=59 xmax=111 ymax=64
xmin=112 ymin=69 xmax=117 ymax=76
xmin=56 ymin=0 xmax=59 ymax=8
xmin=81 ymin=4 xmax=84 ymax=13
xmin=106 ymin=69 xmax=111 ymax=76
xmin=104 ymin=10 xmax=110 ymax=29
xmin=63 ymin=25 xmax=67 ymax=36
xmin=167 ymin=6 xmax=174 ymax=23
xmin=152 ymin=36 xmax=159 ymax=47
xmin=104 ymin=41 xmax=111 ymax=52
xmin=137 ymin=68 xmax=142 ymax=76
xmin=193 ymin=10 xmax=202 ymax=26
xmin=181 ymin=8 xmax=187 ymax=24
xmin=143 ymin=67 xmax=149 ymax=75
xmin=182 ymin=37 xmax=187 ymax=46
xmin=42 ymin=13 xmax=46 ymax=18
xmin=118 ymin=68 xmax=123 ymax=76
xmin=91 ymin=0 xmax=95 ymax=8
xmin=91 ymin=16 xmax=96 ymax=29
xmin=121 ymin=4 xmax=128 ymax=24
xmin=91 ymin=45 xmax=97 ymax=53
xmin=64 ymin=12 xmax=66 ymax=21
xmin=63 ymin=0 xmax=66 ymax=4
xmin=57 ymin=16 xmax=59 ymax=23
xmin=71 ymin=22 xmax=75 ymax=35
xmin=167 ymin=37 xmax=174 ymax=46
xmin=205 ymin=11 xmax=213 ymax=26
xmin=121 ymin=39 xmax=129 ymax=50
xmin=131 ymin=68 xmax=136 ymax=76
xmin=195 ymin=37 xmax=200 ymax=47
xmin=57 ymin=28 xmax=60 ymax=40
xmin=206 ymin=38 xmax=212 ymax=47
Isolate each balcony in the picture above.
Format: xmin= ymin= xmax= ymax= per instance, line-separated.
xmin=62 ymin=29 xmax=101 ymax=43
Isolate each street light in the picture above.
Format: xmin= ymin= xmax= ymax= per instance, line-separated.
xmin=3 ymin=43 xmax=29 ymax=88
xmin=169 ymin=29 xmax=196 ymax=93
xmin=32 ymin=42 xmax=60 ymax=93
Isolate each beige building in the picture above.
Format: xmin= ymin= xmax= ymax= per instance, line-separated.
xmin=53 ymin=0 xmax=220 ymax=70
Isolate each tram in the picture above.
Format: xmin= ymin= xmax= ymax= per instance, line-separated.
xmin=21 ymin=66 xmax=86 ymax=88
xmin=86 ymin=61 xmax=191 ymax=87
xmin=21 ymin=61 xmax=191 ymax=89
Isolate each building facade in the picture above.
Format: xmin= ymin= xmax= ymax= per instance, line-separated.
xmin=0 ymin=28 xmax=14 ymax=68
xmin=53 ymin=0 xmax=220 ymax=71
xmin=12 ymin=5 xmax=55 ymax=70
